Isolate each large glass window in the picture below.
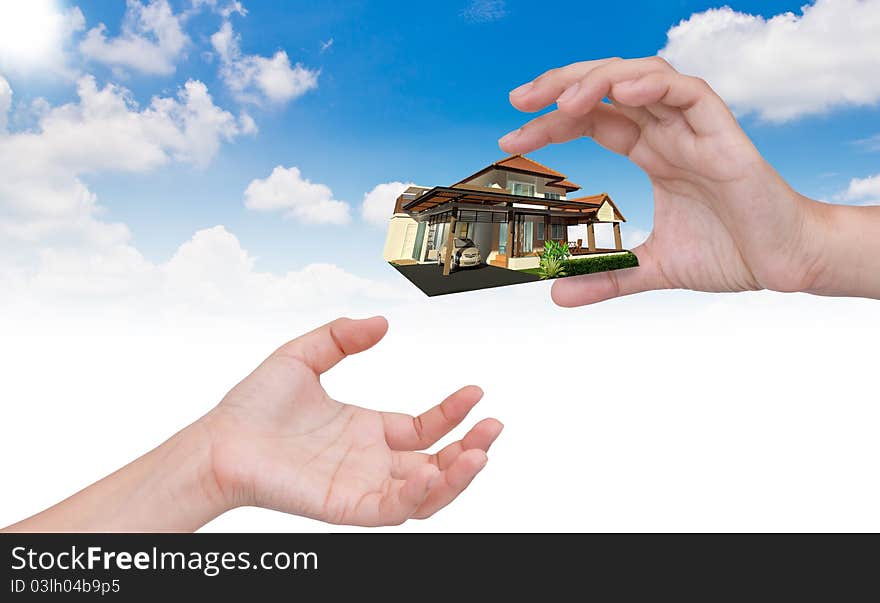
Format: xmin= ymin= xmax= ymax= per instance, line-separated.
xmin=522 ymin=221 xmax=534 ymax=253
xmin=510 ymin=181 xmax=536 ymax=197
xmin=498 ymin=224 xmax=507 ymax=255
xmin=551 ymin=223 xmax=565 ymax=240
xmin=412 ymin=221 xmax=426 ymax=260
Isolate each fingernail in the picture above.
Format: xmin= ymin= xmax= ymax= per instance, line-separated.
xmin=510 ymin=82 xmax=533 ymax=97
xmin=498 ymin=128 xmax=521 ymax=145
xmin=557 ymin=81 xmax=580 ymax=104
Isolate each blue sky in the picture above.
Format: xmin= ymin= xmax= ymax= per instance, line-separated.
xmin=2 ymin=0 xmax=879 ymax=284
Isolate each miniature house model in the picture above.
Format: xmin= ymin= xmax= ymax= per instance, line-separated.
xmin=383 ymin=155 xmax=627 ymax=275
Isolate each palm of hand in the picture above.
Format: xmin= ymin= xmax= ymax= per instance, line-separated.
xmin=628 ymin=123 xmax=767 ymax=294
xmin=205 ymin=318 xmax=501 ymax=526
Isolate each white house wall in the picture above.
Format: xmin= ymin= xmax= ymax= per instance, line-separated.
xmin=597 ymin=200 xmax=616 ymax=222
xmin=507 ymin=256 xmax=540 ymax=270
xmin=382 ymin=214 xmax=419 ymax=261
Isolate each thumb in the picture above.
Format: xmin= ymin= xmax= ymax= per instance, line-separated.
xmin=274 ymin=316 xmax=389 ymax=375
xmin=550 ymin=244 xmax=666 ymax=307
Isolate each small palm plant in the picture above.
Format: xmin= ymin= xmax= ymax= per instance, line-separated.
xmin=539 ymin=239 xmax=571 ymax=261
xmin=538 ymin=256 xmax=567 ymax=279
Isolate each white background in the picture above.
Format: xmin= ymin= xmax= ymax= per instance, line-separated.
xmin=2 ymin=277 xmax=878 ymax=533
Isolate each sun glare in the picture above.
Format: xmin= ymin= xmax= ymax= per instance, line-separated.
xmin=0 ymin=0 xmax=64 ymax=65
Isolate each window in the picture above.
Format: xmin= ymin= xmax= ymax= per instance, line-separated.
xmin=458 ymin=210 xmax=501 ymax=223
xmin=509 ymin=181 xmax=536 ymax=197
xmin=522 ymin=221 xmax=534 ymax=252
xmin=537 ymin=225 xmax=544 ymax=241
xmin=545 ymin=192 xmax=561 ymax=200
xmin=551 ymin=223 xmax=565 ymax=240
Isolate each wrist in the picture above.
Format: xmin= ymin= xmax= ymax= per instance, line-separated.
xmin=799 ymin=199 xmax=880 ymax=299
xmin=731 ymin=160 xmax=831 ymax=295
xmin=166 ymin=420 xmax=236 ymax=526
xmin=197 ymin=408 xmax=258 ymax=511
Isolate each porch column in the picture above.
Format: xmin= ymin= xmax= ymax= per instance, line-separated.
xmin=587 ymin=222 xmax=596 ymax=251
xmin=506 ymin=212 xmax=514 ymax=260
xmin=613 ymin=222 xmax=622 ymax=250
xmin=442 ymin=213 xmax=457 ymax=276
xmin=513 ymin=215 xmax=521 ymax=258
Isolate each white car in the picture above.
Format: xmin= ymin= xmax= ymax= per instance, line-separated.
xmin=438 ymin=237 xmax=481 ymax=270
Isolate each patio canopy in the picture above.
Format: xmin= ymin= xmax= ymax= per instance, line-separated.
xmin=402 ymin=185 xmax=613 ymax=220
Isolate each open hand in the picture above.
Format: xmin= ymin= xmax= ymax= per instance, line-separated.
xmin=500 ymin=57 xmax=828 ymax=306
xmin=203 ymin=316 xmax=502 ymax=526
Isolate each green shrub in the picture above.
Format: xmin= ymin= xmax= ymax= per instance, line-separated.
xmin=538 ymin=257 xmax=567 ymax=279
xmin=538 ymin=239 xmax=571 ymax=261
xmin=562 ymin=252 xmax=639 ymax=276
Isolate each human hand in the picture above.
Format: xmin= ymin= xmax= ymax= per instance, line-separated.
xmin=202 ymin=316 xmax=503 ymax=526
xmin=499 ymin=57 xmax=832 ymax=306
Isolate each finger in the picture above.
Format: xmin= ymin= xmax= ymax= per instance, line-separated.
xmin=391 ymin=418 xmax=504 ymax=479
xmin=508 ymin=58 xmax=621 ymax=112
xmin=412 ymin=449 xmax=489 ymax=520
xmin=500 ymin=104 xmax=640 ymax=158
xmin=610 ymin=71 xmax=737 ymax=136
xmin=550 ymin=243 xmax=669 ymax=307
xmin=386 ymin=465 xmax=440 ymax=525
xmin=273 ymin=316 xmax=388 ymax=375
xmin=382 ymin=385 xmax=484 ymax=451
xmin=556 ymin=58 xmax=734 ymax=137
xmin=555 ymin=56 xmax=674 ymax=117
xmin=354 ymin=465 xmax=439 ymax=527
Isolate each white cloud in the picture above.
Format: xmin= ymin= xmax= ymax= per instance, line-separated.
xmin=462 ymin=0 xmax=507 ymax=23
xmin=320 ymin=38 xmax=334 ymax=53
xmin=211 ymin=20 xmax=319 ymax=105
xmin=238 ymin=111 xmax=258 ymax=135
xmin=837 ymin=174 xmax=880 ymax=205
xmin=189 ymin=0 xmax=247 ymax=19
xmin=0 ymin=2 xmax=84 ymax=74
xmin=855 ymin=133 xmax=880 ymax=152
xmin=361 ymin=182 xmax=415 ymax=226
xmin=79 ymin=0 xmax=189 ymax=75
xmin=0 ymin=75 xmax=11 ymax=132
xmin=658 ymin=0 xmax=880 ymax=122
xmin=244 ymin=166 xmax=351 ymax=225
xmin=623 ymin=227 xmax=650 ymax=249
xmin=159 ymin=226 xmax=402 ymax=312
xmin=0 ymin=75 xmax=248 ymax=251
xmin=8 ymin=225 xmax=408 ymax=318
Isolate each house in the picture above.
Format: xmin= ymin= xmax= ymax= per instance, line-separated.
xmin=382 ymin=155 xmax=627 ymax=275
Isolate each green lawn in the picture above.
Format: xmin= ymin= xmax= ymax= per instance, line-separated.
xmin=518 ymin=268 xmax=543 ymax=276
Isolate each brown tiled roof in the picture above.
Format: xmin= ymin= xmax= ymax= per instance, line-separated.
xmin=493 ymin=155 xmax=566 ymax=179
xmin=568 ymin=193 xmax=608 ymax=205
xmin=546 ymin=179 xmax=581 ymax=191
xmin=453 ymin=154 xmax=581 ymax=192
xmin=567 ymin=193 xmax=626 ymax=221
